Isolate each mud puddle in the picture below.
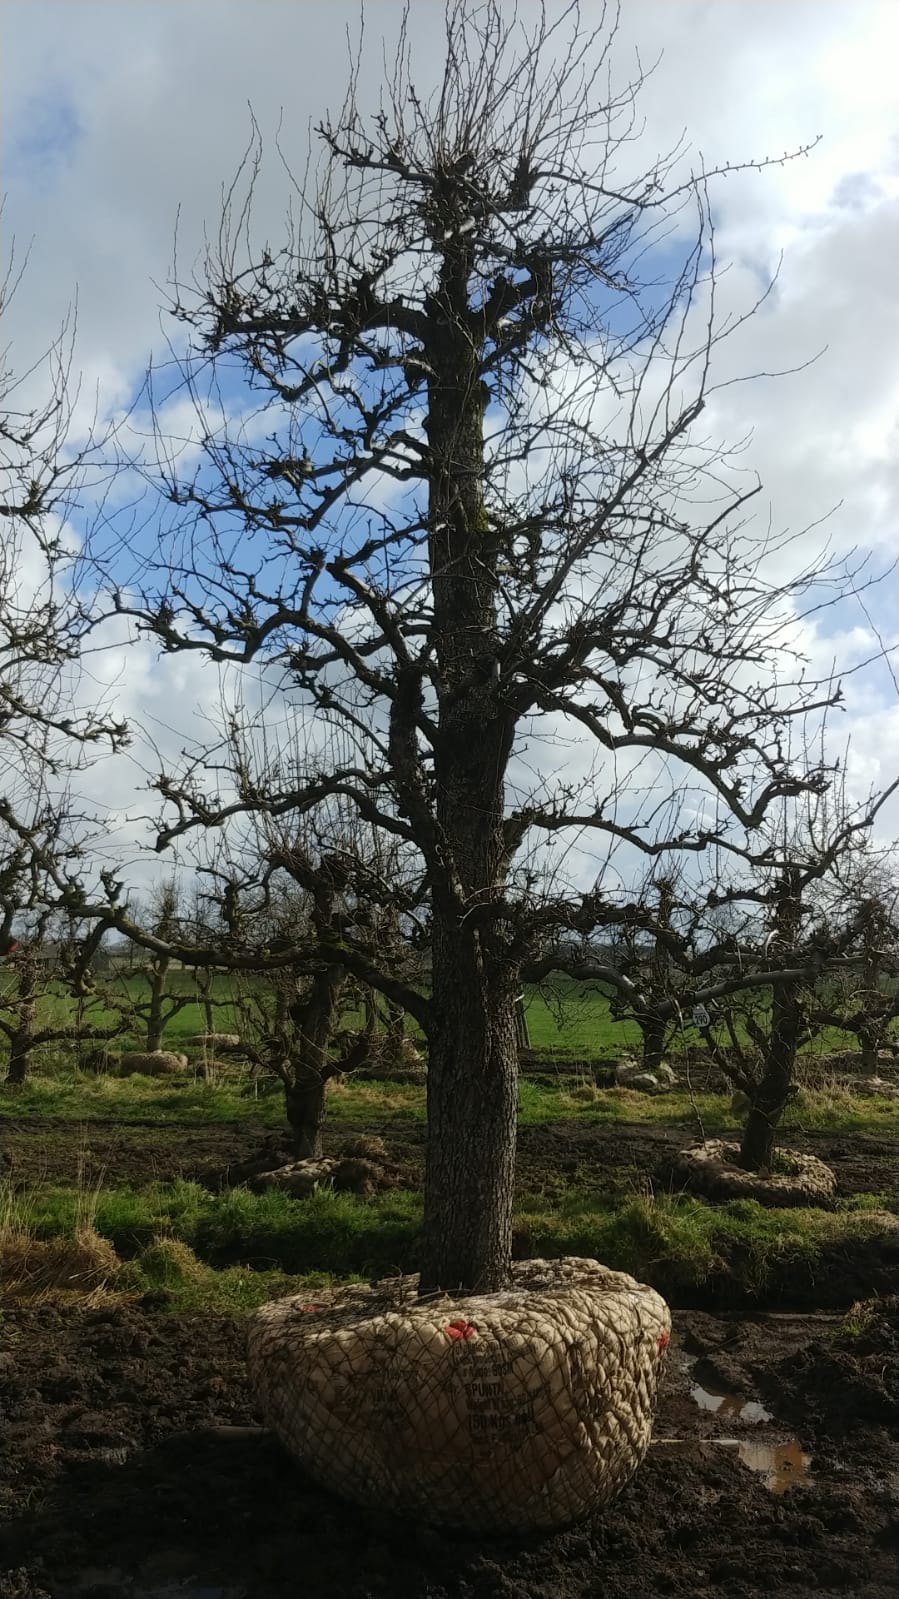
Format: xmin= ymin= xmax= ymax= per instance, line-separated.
xmin=716 ymin=1437 xmax=812 ymax=1493
xmin=664 ymin=1327 xmax=814 ymax=1492
xmin=690 ymin=1379 xmax=772 ymax=1424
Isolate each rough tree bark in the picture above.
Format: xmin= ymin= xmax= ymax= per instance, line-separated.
xmin=417 ymin=248 xmax=519 ymax=1293
xmin=5 ymin=996 xmax=36 ymax=1084
xmin=2 ymin=954 xmax=39 ymax=1085
xmin=636 ymin=1010 xmax=668 ymax=1076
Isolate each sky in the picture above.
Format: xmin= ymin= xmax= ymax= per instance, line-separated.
xmin=1 ymin=0 xmax=898 ymax=892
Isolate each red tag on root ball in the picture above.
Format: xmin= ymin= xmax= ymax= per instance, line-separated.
xmin=445 ymin=1319 xmax=476 ymax=1341
xmin=656 ymin=1329 xmax=670 ymax=1354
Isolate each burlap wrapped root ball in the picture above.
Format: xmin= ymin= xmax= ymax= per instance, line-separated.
xmin=671 ymin=1139 xmax=837 ymax=1206
xmin=247 ymin=1257 xmax=671 ymax=1532
xmin=118 ymin=1050 xmax=189 ymax=1077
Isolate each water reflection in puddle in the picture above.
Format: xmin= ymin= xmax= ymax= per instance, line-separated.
xmin=717 ymin=1437 xmax=812 ymax=1494
xmin=662 ymin=1349 xmax=811 ymax=1492
xmin=652 ymin=1437 xmax=812 ymax=1493
xmin=690 ymin=1382 xmax=772 ymax=1424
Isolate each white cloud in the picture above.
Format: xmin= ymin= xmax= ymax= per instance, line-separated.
xmin=1 ymin=0 xmax=897 ymax=893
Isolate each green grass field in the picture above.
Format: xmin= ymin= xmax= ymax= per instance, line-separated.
xmin=2 ymin=967 xmax=887 ymax=1065
xmin=2 ymin=969 xmax=896 ymax=1317
xmin=3 ymin=1170 xmax=894 ymax=1314
xmin=2 ymin=1062 xmax=896 ymax=1137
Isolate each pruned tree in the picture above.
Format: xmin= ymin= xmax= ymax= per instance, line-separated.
xmin=102 ymin=2 xmax=875 ymax=1290
xmin=223 ymin=838 xmax=423 ymax=1157
xmin=120 ymin=878 xmax=195 ymax=1051
xmin=0 ymin=805 xmax=128 ymax=1085
xmin=805 ymin=855 xmax=899 ymax=1073
xmin=0 ymin=221 xmax=127 ymax=764
xmin=689 ymin=781 xmax=899 ymax=1169
xmin=0 ymin=219 xmax=132 ymax=1081
xmin=603 ymin=875 xmax=684 ymax=1073
xmin=229 ymin=862 xmax=356 ymax=1158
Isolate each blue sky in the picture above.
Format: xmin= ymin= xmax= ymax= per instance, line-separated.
xmin=1 ymin=0 xmax=897 ymax=887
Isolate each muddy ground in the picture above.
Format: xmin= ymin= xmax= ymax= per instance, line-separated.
xmin=1 ymin=1109 xmax=897 ymax=1596
xmin=0 ymin=1296 xmax=896 ymax=1599
xmin=3 ymin=1112 xmax=896 ymax=1204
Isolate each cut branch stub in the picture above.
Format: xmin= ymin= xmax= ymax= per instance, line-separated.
xmin=247 ymin=1257 xmax=670 ymax=1532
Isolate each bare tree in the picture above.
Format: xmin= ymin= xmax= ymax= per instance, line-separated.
xmin=101 ymin=4 xmax=871 ymax=1290
xmin=0 ymin=803 xmax=128 ymax=1085
xmin=118 ymin=878 xmax=196 ymax=1052
xmin=602 ymin=874 xmax=684 ymax=1073
xmin=690 ymin=784 xmax=899 ymax=1169
xmin=0 ymin=222 xmax=131 ymax=1077
xmin=805 ymin=855 xmax=899 ymax=1073
xmin=0 ymin=223 xmax=127 ymax=764
xmin=222 ymin=846 xmax=418 ymax=1157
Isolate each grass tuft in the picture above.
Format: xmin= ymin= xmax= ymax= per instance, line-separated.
xmin=0 ymin=1224 xmax=120 ymax=1295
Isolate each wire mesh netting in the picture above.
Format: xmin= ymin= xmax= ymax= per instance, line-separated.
xmin=247 ymin=1256 xmax=671 ymax=1531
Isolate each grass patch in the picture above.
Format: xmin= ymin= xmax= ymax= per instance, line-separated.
xmin=787 ymin=1086 xmax=899 ymax=1134
xmin=0 ymin=1072 xmax=280 ymax=1126
xmin=5 ymin=1172 xmax=896 ymax=1308
xmin=517 ymin=1080 xmax=731 ymax=1127
xmin=2 ymin=1177 xmax=423 ymax=1277
xmin=0 ymin=1226 xmax=120 ymax=1296
xmin=3 ymin=1063 xmax=895 ymax=1142
xmin=513 ymin=1190 xmax=898 ymax=1296
xmin=191 ymin=1185 xmax=423 ymax=1276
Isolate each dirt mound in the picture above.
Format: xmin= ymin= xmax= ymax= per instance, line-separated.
xmin=766 ymin=1295 xmax=899 ymax=1437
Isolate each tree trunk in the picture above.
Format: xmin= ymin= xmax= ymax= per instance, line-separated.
xmin=146 ymin=958 xmax=170 ymax=1052
xmin=5 ymin=963 xmax=38 ymax=1085
xmin=639 ymin=1011 xmax=667 ymax=1074
xmin=5 ymin=1006 xmax=35 ymax=1086
xmin=285 ymin=1072 xmax=327 ymax=1160
xmin=363 ymin=991 xmax=379 ymax=1041
xmin=415 ymin=223 xmax=518 ymax=1295
xmin=284 ymin=962 xmax=345 ymax=1159
xmin=740 ymin=869 xmax=804 ymax=1173
xmin=858 ymin=1021 xmax=879 ymax=1076
xmin=514 ymin=994 xmax=531 ymax=1052
xmin=645 ymin=880 xmax=674 ymax=1075
xmin=740 ymin=984 xmax=802 ymax=1170
xmin=421 ymin=919 xmax=519 ymax=1295
xmin=856 ymin=905 xmax=885 ymax=1075
xmin=384 ymin=999 xmax=406 ymax=1063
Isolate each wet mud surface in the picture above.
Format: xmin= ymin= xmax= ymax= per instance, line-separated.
xmin=1 ymin=1298 xmax=896 ymax=1599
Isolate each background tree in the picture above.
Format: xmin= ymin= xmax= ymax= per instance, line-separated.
xmin=121 ymin=878 xmax=194 ymax=1052
xmin=0 ymin=225 xmax=127 ymax=763
xmin=0 ymin=222 xmax=131 ymax=1082
xmin=104 ymin=3 xmax=870 ymax=1291
xmin=0 ymin=803 xmax=128 ymax=1085
xmin=689 ymin=782 xmax=899 ymax=1169
xmin=603 ymin=875 xmax=684 ymax=1073
xmin=805 ymin=856 xmax=899 ymax=1073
